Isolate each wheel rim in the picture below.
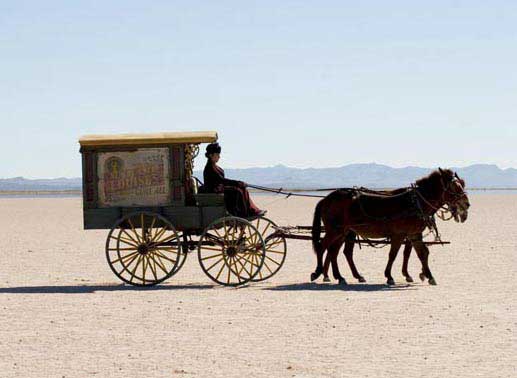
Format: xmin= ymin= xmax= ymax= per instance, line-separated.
xmin=106 ymin=212 xmax=181 ymax=286
xmin=250 ymin=217 xmax=287 ymax=282
xmin=198 ymin=217 xmax=265 ymax=286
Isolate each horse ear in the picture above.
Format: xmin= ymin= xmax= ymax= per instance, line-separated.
xmin=438 ymin=167 xmax=444 ymax=175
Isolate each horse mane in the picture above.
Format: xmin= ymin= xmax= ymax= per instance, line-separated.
xmin=415 ymin=168 xmax=454 ymax=196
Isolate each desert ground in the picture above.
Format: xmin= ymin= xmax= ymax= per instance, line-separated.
xmin=0 ymin=194 xmax=515 ymax=378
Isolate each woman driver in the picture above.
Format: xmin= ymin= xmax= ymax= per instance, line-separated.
xmin=201 ymin=143 xmax=265 ymax=218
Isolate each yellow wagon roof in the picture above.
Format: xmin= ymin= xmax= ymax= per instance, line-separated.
xmin=79 ymin=131 xmax=218 ymax=147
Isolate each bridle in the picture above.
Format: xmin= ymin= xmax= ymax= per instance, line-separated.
xmin=414 ymin=171 xmax=468 ymax=222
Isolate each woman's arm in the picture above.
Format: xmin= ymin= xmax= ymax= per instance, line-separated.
xmin=204 ymin=163 xmax=245 ymax=189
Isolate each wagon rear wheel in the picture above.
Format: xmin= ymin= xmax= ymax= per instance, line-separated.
xmin=250 ymin=217 xmax=287 ymax=282
xmin=198 ymin=217 xmax=265 ymax=287
xmin=106 ymin=211 xmax=181 ymax=287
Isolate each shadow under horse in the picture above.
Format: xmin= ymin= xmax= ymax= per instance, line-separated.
xmin=310 ymin=168 xmax=470 ymax=286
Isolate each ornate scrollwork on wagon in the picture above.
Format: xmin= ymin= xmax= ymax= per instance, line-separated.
xmin=183 ymin=143 xmax=201 ymax=203
xmin=184 ymin=143 xmax=200 ymax=182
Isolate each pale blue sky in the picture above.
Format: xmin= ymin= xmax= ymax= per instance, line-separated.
xmin=1 ymin=1 xmax=516 ymax=178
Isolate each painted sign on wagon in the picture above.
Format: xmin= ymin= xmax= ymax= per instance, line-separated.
xmin=98 ymin=148 xmax=170 ymax=207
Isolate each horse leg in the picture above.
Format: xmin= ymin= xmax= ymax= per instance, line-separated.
xmin=329 ymin=239 xmax=347 ymax=284
xmin=401 ymin=241 xmax=414 ymax=283
xmin=311 ymin=232 xmax=333 ymax=281
xmin=343 ymin=233 xmax=366 ymax=283
xmin=384 ymin=236 xmax=404 ymax=286
xmin=322 ymin=241 xmax=339 ymax=283
xmin=411 ymin=237 xmax=437 ymax=286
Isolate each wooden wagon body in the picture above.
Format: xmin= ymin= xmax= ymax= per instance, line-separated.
xmin=79 ymin=131 xmax=226 ymax=231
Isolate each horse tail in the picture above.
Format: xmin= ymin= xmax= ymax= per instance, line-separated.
xmin=312 ymin=199 xmax=324 ymax=254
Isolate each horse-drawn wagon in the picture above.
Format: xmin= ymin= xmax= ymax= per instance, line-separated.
xmin=79 ymin=131 xmax=469 ymax=288
xmin=79 ymin=132 xmax=287 ymax=287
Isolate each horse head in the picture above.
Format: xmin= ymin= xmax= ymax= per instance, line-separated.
xmin=439 ymin=168 xmax=470 ymax=223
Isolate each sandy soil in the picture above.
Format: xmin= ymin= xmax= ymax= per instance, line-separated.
xmin=0 ymin=195 xmax=515 ymax=378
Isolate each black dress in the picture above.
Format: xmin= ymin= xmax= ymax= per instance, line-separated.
xmin=202 ymin=162 xmax=260 ymax=218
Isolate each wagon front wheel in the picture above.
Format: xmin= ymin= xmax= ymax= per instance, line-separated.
xmin=106 ymin=212 xmax=181 ymax=287
xmin=198 ymin=217 xmax=266 ymax=287
xmin=250 ymin=217 xmax=287 ymax=282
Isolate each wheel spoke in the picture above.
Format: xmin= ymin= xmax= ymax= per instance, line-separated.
xmin=149 ymin=216 xmax=157 ymax=237
xmin=262 ymin=222 xmax=271 ymax=236
xmin=212 ymin=227 xmax=223 ymax=240
xmin=127 ymin=218 xmax=142 ymax=244
xmin=214 ymin=258 xmax=227 ymax=280
xmin=256 ymin=254 xmax=264 ymax=280
xmin=151 ymin=226 xmax=168 ymax=243
xmin=110 ymin=250 xmax=139 ymax=265
xmin=263 ymin=261 xmax=274 ymax=274
xmin=265 ymin=254 xmax=282 ymax=266
xmin=265 ymin=239 xmax=284 ymax=249
xmin=142 ymin=254 xmax=147 ymax=285
xmin=108 ymin=247 xmax=137 ymax=252
xmin=201 ymin=253 xmax=224 ymax=261
xmin=234 ymin=254 xmax=252 ymax=278
xmin=247 ymin=225 xmax=257 ymax=245
xmin=117 ymin=252 xmax=140 ymax=274
xmin=264 ymin=249 xmax=286 ymax=255
xmin=226 ymin=256 xmax=232 ymax=284
xmin=205 ymin=256 xmax=225 ymax=271
xmin=156 ymin=232 xmax=178 ymax=244
xmin=232 ymin=257 xmax=244 ymax=283
xmin=111 ymin=235 xmax=138 ymax=248
xmin=147 ymin=255 xmax=158 ymax=281
xmin=129 ymin=255 xmax=143 ymax=283
xmin=149 ymin=253 xmax=169 ymax=275
xmin=149 ymin=254 xmax=159 ymax=278
xmin=236 ymin=253 xmax=262 ymax=270
xmin=120 ymin=229 xmax=140 ymax=246
xmin=154 ymin=250 xmax=178 ymax=265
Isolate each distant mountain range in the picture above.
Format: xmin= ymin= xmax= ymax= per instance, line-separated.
xmin=0 ymin=177 xmax=82 ymax=191
xmin=1 ymin=164 xmax=516 ymax=191
xmin=217 ymin=164 xmax=517 ymax=189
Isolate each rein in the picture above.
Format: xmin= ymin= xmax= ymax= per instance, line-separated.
xmin=247 ymin=184 xmax=330 ymax=198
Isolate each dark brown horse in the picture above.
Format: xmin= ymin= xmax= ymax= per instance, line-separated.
xmin=332 ymin=179 xmax=467 ymax=284
xmin=317 ymin=187 xmax=412 ymax=284
xmin=311 ymin=169 xmax=470 ymax=286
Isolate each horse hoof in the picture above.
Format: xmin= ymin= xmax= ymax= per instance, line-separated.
xmin=310 ymin=272 xmax=319 ymax=282
xmin=323 ymin=277 xmax=331 ymax=283
xmin=358 ymin=276 xmax=366 ymax=283
xmin=419 ymin=273 xmax=426 ymax=282
xmin=405 ymin=276 xmax=414 ymax=283
xmin=338 ymin=279 xmax=348 ymax=285
xmin=429 ymin=278 xmax=437 ymax=286
xmin=387 ymin=278 xmax=395 ymax=286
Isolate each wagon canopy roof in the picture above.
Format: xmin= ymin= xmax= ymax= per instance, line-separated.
xmin=79 ymin=131 xmax=218 ymax=147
